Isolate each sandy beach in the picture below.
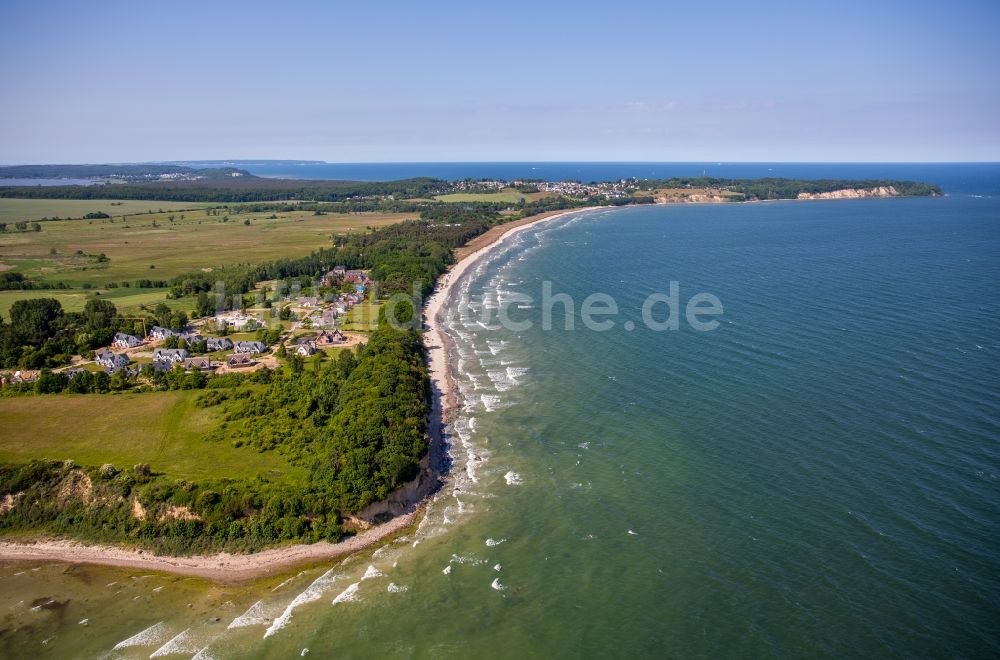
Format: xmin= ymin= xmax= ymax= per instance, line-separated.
xmin=0 ymin=206 xmax=600 ymax=583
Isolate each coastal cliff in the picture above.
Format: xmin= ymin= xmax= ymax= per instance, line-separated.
xmin=796 ymin=186 xmax=900 ymax=200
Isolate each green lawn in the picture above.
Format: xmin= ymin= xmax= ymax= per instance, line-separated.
xmin=0 ymin=391 xmax=306 ymax=483
xmin=341 ymin=302 xmax=381 ymax=331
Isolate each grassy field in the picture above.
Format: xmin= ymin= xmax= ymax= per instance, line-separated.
xmin=0 ymin=287 xmax=193 ymax=320
xmin=434 ymin=189 xmax=527 ymax=203
xmin=340 ymin=302 xmax=381 ymax=331
xmin=0 ymin=199 xmax=211 ymax=223
xmin=0 ymin=206 xmax=414 ymax=286
xmin=0 ymin=391 xmax=306 ymax=482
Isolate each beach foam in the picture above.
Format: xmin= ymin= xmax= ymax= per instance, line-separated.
xmin=228 ymin=600 xmax=270 ymax=629
xmin=112 ymin=621 xmax=171 ymax=650
xmin=150 ymin=627 xmax=202 ymax=657
xmin=332 ymin=582 xmax=360 ymax=605
xmin=362 ymin=565 xmax=384 ymax=580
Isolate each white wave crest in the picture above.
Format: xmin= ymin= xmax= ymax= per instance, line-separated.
xmin=150 ymin=628 xmax=201 ymax=657
xmin=228 ymin=600 xmax=271 ymax=629
xmin=264 ymin=568 xmax=340 ymax=638
xmin=112 ymin=621 xmax=171 ymax=650
xmin=332 ymin=582 xmax=360 ymax=605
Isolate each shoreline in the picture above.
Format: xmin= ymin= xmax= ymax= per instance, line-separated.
xmin=0 ymin=206 xmax=600 ymax=583
xmin=424 ymin=206 xmax=604 ymax=420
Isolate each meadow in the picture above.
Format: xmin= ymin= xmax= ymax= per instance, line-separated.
xmin=0 ymin=390 xmax=307 ymax=482
xmin=0 ymin=198 xmax=211 ymax=223
xmin=0 ymin=287 xmax=192 ymax=320
xmin=0 ymin=205 xmax=412 ymax=285
xmin=433 ymin=189 xmax=551 ymax=203
xmin=0 ymin=203 xmax=414 ymax=318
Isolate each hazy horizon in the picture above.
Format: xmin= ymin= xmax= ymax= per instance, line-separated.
xmin=2 ymin=0 xmax=998 ymax=163
xmin=3 ymin=158 xmax=1000 ymax=167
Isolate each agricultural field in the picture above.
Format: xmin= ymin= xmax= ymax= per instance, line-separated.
xmin=434 ymin=189 xmax=531 ymax=203
xmin=0 ymin=198 xmax=211 ymax=223
xmin=0 ymin=390 xmax=307 ymax=483
xmin=0 ymin=205 xmax=414 ymax=286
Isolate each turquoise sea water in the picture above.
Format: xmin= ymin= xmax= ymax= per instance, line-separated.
xmin=1 ymin=176 xmax=998 ymax=658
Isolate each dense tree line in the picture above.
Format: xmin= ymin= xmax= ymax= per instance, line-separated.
xmin=0 ymin=177 xmax=449 ymax=203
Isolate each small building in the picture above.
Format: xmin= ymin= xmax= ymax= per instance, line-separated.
xmin=95 ymin=351 xmax=130 ymax=371
xmin=316 ymin=329 xmax=346 ymax=346
xmin=294 ymin=339 xmax=316 ymax=356
xmin=183 ymin=356 xmax=212 ymax=371
xmin=205 ymin=337 xmax=234 ymax=352
xmin=153 ymin=347 xmax=189 ymax=363
xmin=234 ymin=341 xmax=267 ymax=354
xmin=178 ymin=332 xmax=204 ymax=346
xmin=113 ymin=332 xmax=143 ymax=349
xmin=150 ymin=360 xmax=175 ymax=373
xmin=297 ymin=296 xmax=319 ymax=308
xmin=148 ymin=326 xmax=177 ymax=340
xmin=227 ymin=353 xmax=255 ymax=369
xmin=216 ymin=314 xmax=256 ymax=330
xmin=5 ymin=370 xmax=40 ymax=384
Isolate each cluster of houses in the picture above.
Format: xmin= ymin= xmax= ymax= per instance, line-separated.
xmin=321 ymin=266 xmax=370 ymax=291
xmin=290 ymin=329 xmax=346 ymax=356
xmin=90 ymin=324 xmax=269 ymax=376
xmin=443 ymin=178 xmax=636 ymax=199
xmin=4 ymin=269 xmax=365 ymax=387
xmin=278 ymin=267 xmax=371 ymax=330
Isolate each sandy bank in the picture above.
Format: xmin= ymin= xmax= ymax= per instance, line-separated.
xmin=0 ymin=509 xmax=419 ymax=584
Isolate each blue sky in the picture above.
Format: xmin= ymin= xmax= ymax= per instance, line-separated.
xmin=1 ymin=0 xmax=997 ymax=163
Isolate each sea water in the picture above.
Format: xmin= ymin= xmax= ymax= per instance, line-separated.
xmin=1 ymin=165 xmax=998 ymax=658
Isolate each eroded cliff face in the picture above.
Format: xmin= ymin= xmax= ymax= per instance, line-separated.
xmin=797 ymin=186 xmax=899 ymax=200
xmin=347 ymin=454 xmax=439 ymax=528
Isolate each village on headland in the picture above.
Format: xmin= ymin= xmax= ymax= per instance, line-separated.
xmin=0 ymin=266 xmax=372 ymax=388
